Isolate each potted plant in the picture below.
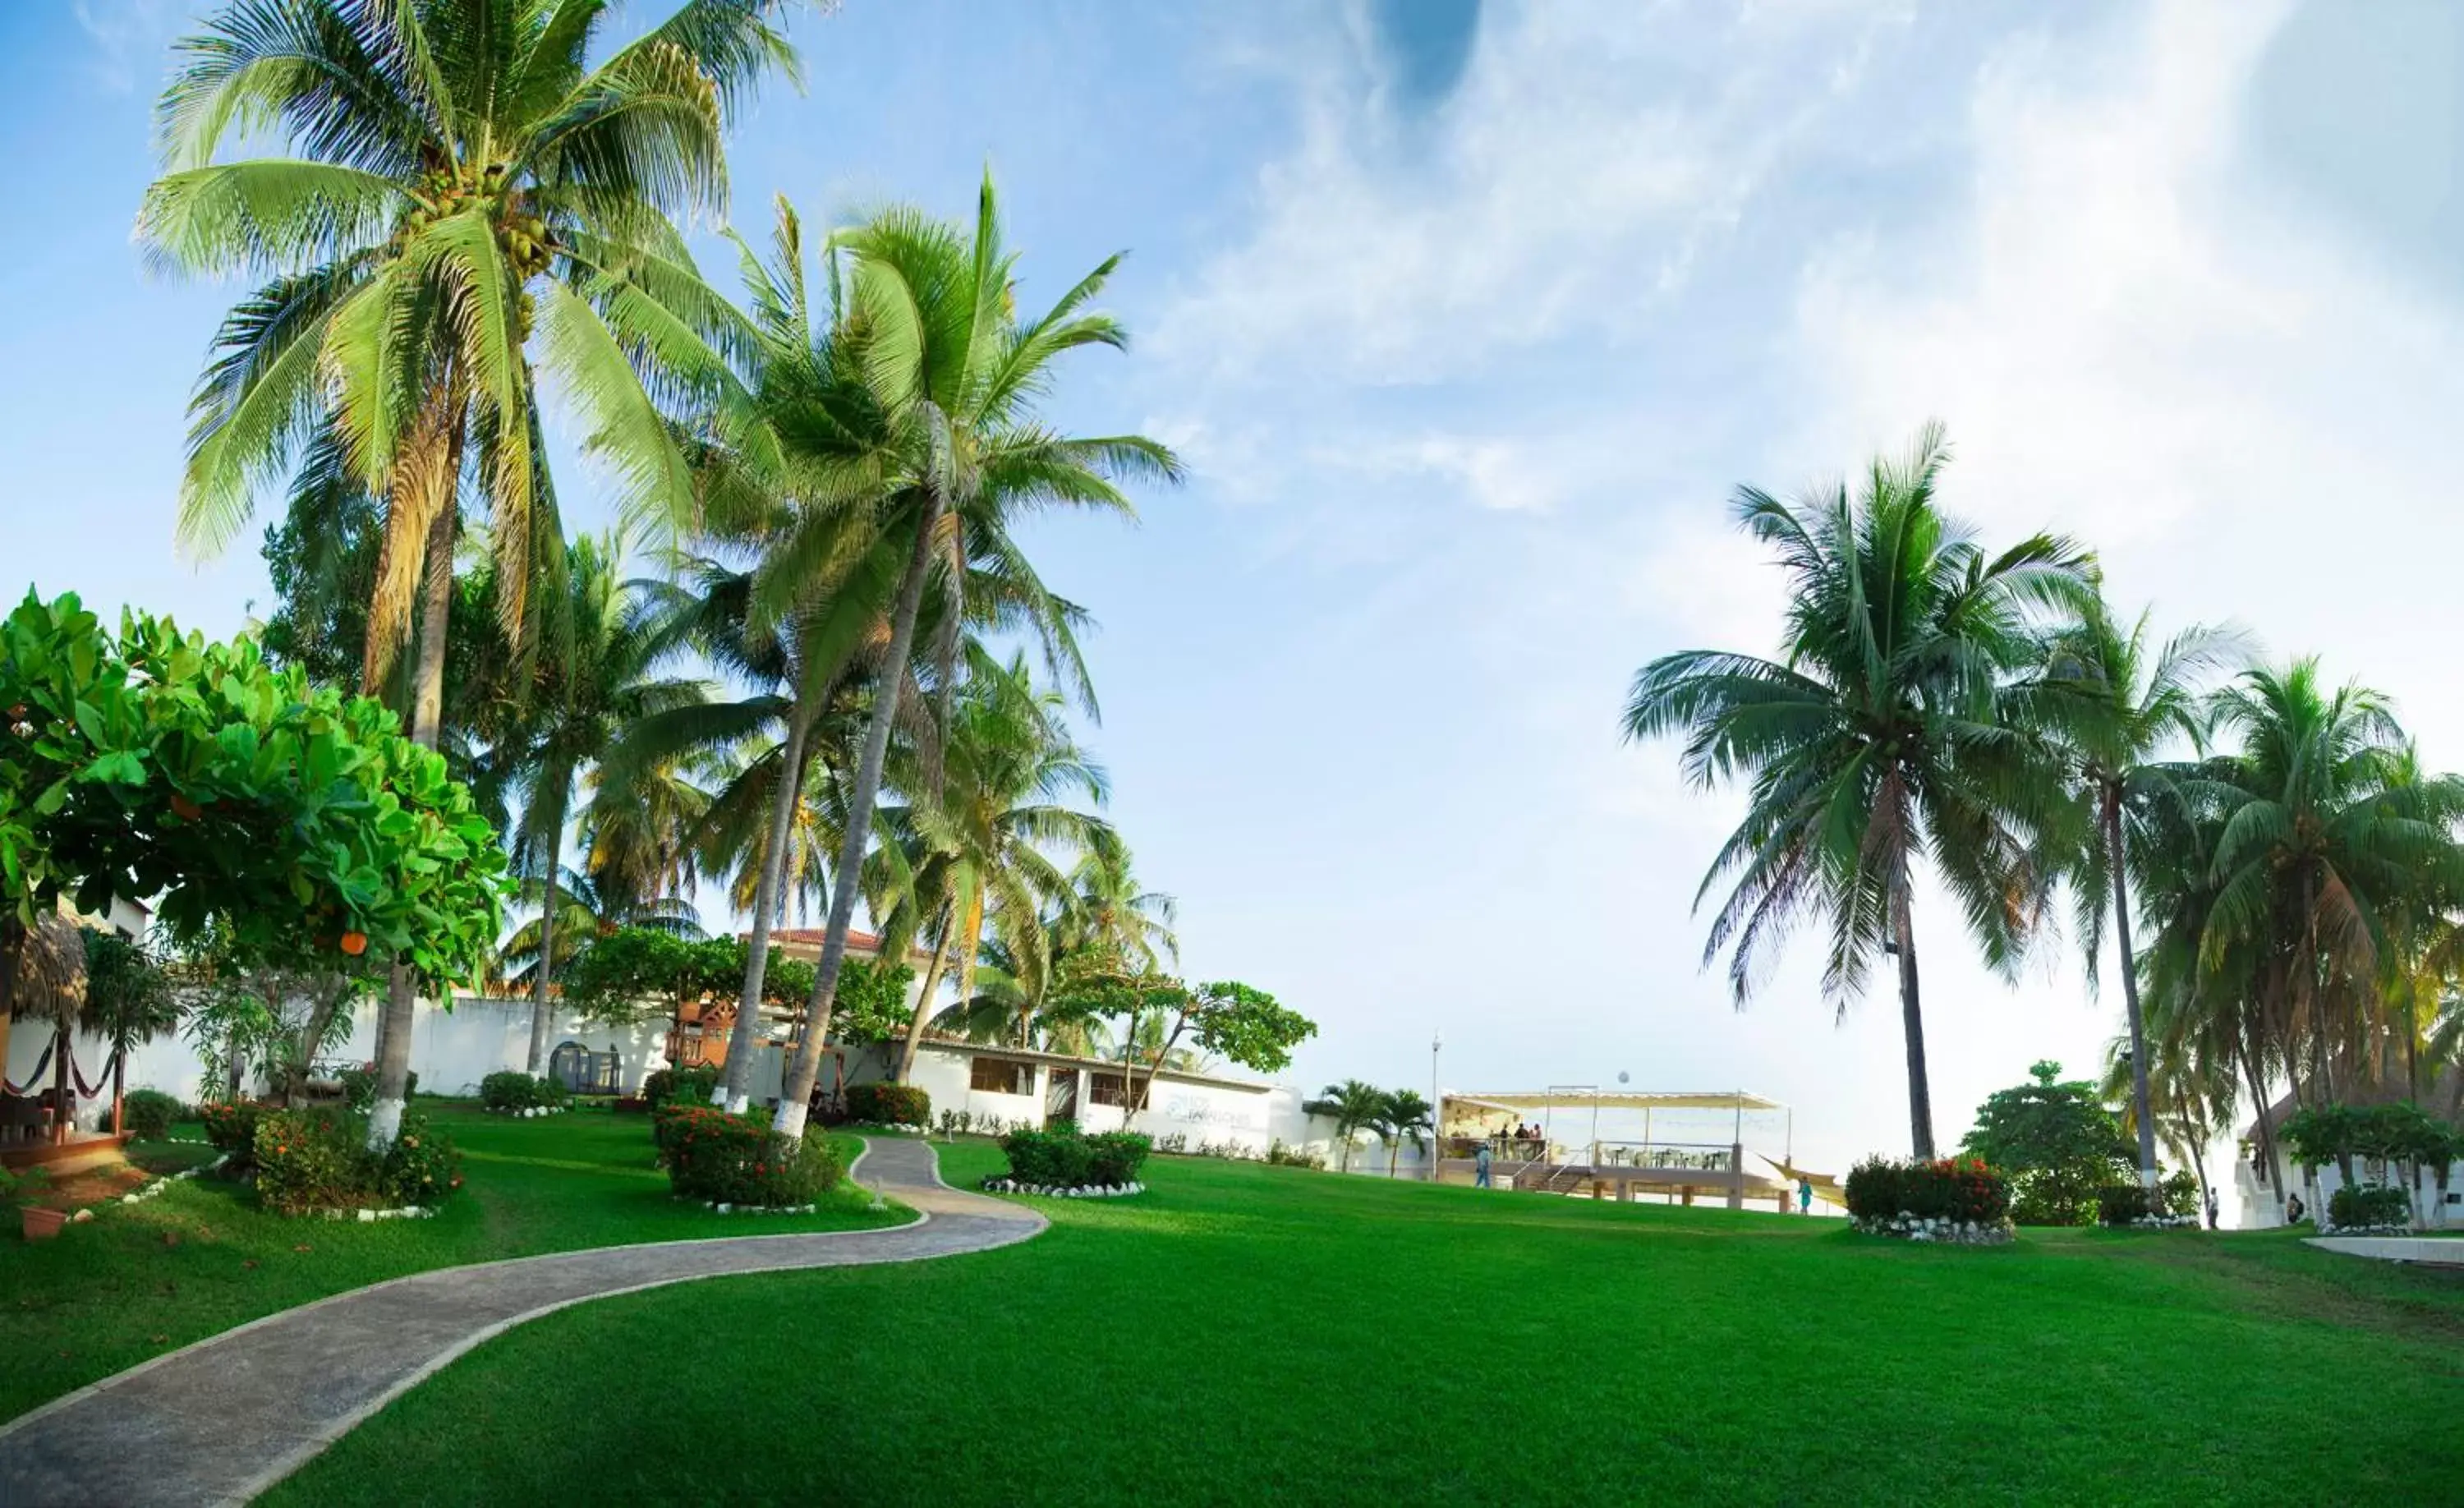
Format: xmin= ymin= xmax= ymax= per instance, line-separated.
xmin=10 ymin=1168 xmax=66 ymax=1241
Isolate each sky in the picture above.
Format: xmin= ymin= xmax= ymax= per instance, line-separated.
xmin=4 ymin=0 xmax=2462 ymax=1190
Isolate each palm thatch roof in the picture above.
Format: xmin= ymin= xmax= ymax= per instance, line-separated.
xmin=0 ymin=913 xmax=90 ymax=1030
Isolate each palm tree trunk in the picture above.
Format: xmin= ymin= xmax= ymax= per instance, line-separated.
xmin=2239 ymin=1035 xmax=2283 ymax=1208
xmin=774 ymin=489 xmax=944 ymax=1142
xmin=112 ymin=1051 xmax=125 ymax=1139
xmin=1892 ymin=880 xmax=1935 ymax=1160
xmin=893 ymin=895 xmax=958 ymax=1083
xmin=719 ymin=702 xmax=811 ymax=1110
xmin=2108 ymin=798 xmax=2159 ymax=1193
xmin=524 ymin=825 xmax=561 ymax=1076
xmin=368 ymin=497 xmax=457 ymax=1151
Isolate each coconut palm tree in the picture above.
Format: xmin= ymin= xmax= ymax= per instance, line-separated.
xmin=142 ymin=0 xmax=808 ymax=1147
xmin=2199 ymin=663 xmax=2464 ymax=1106
xmin=664 ymin=184 xmax=1178 ymax=1140
xmin=491 ymin=533 xmax=710 ymax=1072
xmin=1305 ymin=1079 xmax=1388 ymax=1173
xmin=1378 ymin=1088 xmax=1435 ymax=1177
xmin=2030 ymin=593 xmax=2246 ymax=1195
xmin=1623 ymin=425 xmax=2094 ymax=1156
xmin=877 ymin=649 xmax=1114 ymax=1082
xmin=1055 ymin=844 xmax=1179 ymax=977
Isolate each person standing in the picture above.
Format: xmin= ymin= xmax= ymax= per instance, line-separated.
xmin=1474 ymin=1140 xmax=1494 ymax=1188
xmin=1797 ymin=1177 xmax=1814 ymax=1216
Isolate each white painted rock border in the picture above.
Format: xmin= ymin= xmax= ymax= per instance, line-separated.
xmin=118 ymin=1153 xmax=232 ymax=1206
xmin=981 ymin=1178 xmax=1145 ymax=1199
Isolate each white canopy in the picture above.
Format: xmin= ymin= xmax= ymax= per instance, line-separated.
xmin=1447 ymin=1089 xmax=1786 ymax=1114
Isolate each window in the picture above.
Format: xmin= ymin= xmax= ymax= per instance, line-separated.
xmin=970 ymin=1057 xmax=1033 ymax=1096
xmin=1087 ymin=1072 xmax=1129 ymax=1108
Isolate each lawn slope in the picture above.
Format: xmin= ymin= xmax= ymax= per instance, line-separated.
xmin=268 ymin=1141 xmax=2464 ymax=1506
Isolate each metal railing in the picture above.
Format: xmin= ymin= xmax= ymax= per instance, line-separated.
xmin=1585 ymin=1140 xmax=1735 ymax=1172
xmin=1440 ymin=1133 xmax=1556 ymax=1164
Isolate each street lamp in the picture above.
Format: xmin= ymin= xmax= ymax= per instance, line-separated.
xmin=1429 ymin=1029 xmax=1443 ymax=1183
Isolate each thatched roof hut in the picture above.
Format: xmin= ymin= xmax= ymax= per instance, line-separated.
xmin=0 ymin=912 xmax=90 ymax=1031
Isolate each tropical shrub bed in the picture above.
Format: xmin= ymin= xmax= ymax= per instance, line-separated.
xmin=2095 ymin=1184 xmax=2200 ymax=1230
xmin=480 ymin=1070 xmax=572 ymax=1115
xmin=658 ymin=1104 xmax=844 ymax=1209
xmin=642 ymin=1064 xmax=719 ymax=1110
xmin=122 ymin=1088 xmax=184 ymax=1141
xmin=254 ymin=1109 xmax=464 ymax=1216
xmin=991 ymin=1126 xmax=1151 ymax=1194
xmin=2326 ymin=1184 xmax=2412 ymax=1234
xmin=1845 ymin=1156 xmax=2013 ymax=1244
xmin=845 ymin=1082 xmax=931 ymax=1129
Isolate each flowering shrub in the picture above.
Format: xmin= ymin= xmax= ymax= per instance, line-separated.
xmin=254 ymin=1110 xmax=366 ymax=1215
xmin=480 ymin=1070 xmax=569 ymax=1111
xmin=662 ymin=1107 xmax=844 ymax=1207
xmin=845 ymin=1082 xmax=931 ymax=1127
xmin=340 ymin=1064 xmax=418 ymax=1114
xmin=379 ymin=1113 xmax=463 ymax=1205
xmin=253 ymin=1108 xmax=463 ymax=1215
xmin=642 ymin=1064 xmax=719 ymax=1110
xmin=201 ymin=1101 xmax=268 ymax=1169
xmin=1846 ymin=1156 xmax=2011 ymax=1225
xmin=122 ymin=1088 xmax=184 ymax=1141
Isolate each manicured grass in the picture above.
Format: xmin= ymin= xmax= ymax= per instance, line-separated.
xmin=268 ymin=1141 xmax=2464 ymax=1506
xmin=0 ymin=1105 xmax=895 ymax=1423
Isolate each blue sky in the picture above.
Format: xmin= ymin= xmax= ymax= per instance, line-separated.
xmin=6 ymin=1 xmax=2462 ymax=1184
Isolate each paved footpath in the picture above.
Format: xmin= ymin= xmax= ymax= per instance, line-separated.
xmin=0 ymin=1138 xmax=1041 ymax=1506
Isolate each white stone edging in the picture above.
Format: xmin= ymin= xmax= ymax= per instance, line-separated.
xmin=981 ymin=1177 xmax=1145 ymax=1199
xmin=485 ymin=1105 xmax=571 ymax=1118
xmin=1852 ymin=1211 xmax=2014 ymax=1245
xmin=118 ymin=1153 xmax=232 ymax=1206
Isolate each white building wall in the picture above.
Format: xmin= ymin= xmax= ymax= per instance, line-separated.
xmin=6 ymin=992 xmax=684 ymax=1127
xmin=2235 ymin=1155 xmax=2460 ymax=1230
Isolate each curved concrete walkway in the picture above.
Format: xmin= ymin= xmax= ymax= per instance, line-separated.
xmin=0 ymin=1138 xmax=1041 ymax=1506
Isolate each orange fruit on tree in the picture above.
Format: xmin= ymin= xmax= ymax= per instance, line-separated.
xmin=339 ymin=931 xmax=369 ymax=956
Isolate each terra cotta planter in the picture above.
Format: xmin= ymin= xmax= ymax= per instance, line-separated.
xmin=21 ymin=1206 xmax=69 ymax=1241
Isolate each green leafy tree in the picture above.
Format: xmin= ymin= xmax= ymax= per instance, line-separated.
xmin=1303 ymin=1078 xmax=1388 ymax=1174
xmin=0 ymin=592 xmax=505 ymax=982
xmin=1623 ymin=425 xmax=2094 ymax=1156
xmin=1958 ymin=1060 xmax=2135 ymax=1225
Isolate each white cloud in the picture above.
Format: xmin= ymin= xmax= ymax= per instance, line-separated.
xmin=1158 ymin=2 xmax=1908 ymax=388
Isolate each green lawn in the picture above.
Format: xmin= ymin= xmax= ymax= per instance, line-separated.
xmin=0 ymin=1105 xmax=894 ymax=1423
xmin=266 ymin=1141 xmax=2464 ymax=1507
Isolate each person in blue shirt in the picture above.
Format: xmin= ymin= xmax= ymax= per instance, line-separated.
xmin=1797 ymin=1178 xmax=1813 ymax=1215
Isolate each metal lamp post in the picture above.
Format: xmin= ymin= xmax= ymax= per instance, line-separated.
xmin=1429 ymin=1029 xmax=1443 ymax=1182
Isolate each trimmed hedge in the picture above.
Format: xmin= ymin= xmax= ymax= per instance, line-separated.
xmin=642 ymin=1064 xmax=719 ymax=1110
xmin=2328 ymin=1184 xmax=2411 ymax=1230
xmin=657 ymin=1103 xmax=844 ymax=1207
xmin=480 ymin=1070 xmax=570 ymax=1112
xmin=1845 ymin=1156 xmax=2011 ymax=1225
xmin=845 ymin=1082 xmax=931 ymax=1127
xmin=122 ymin=1088 xmax=183 ymax=1141
xmin=998 ymin=1126 xmax=1150 ymax=1188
